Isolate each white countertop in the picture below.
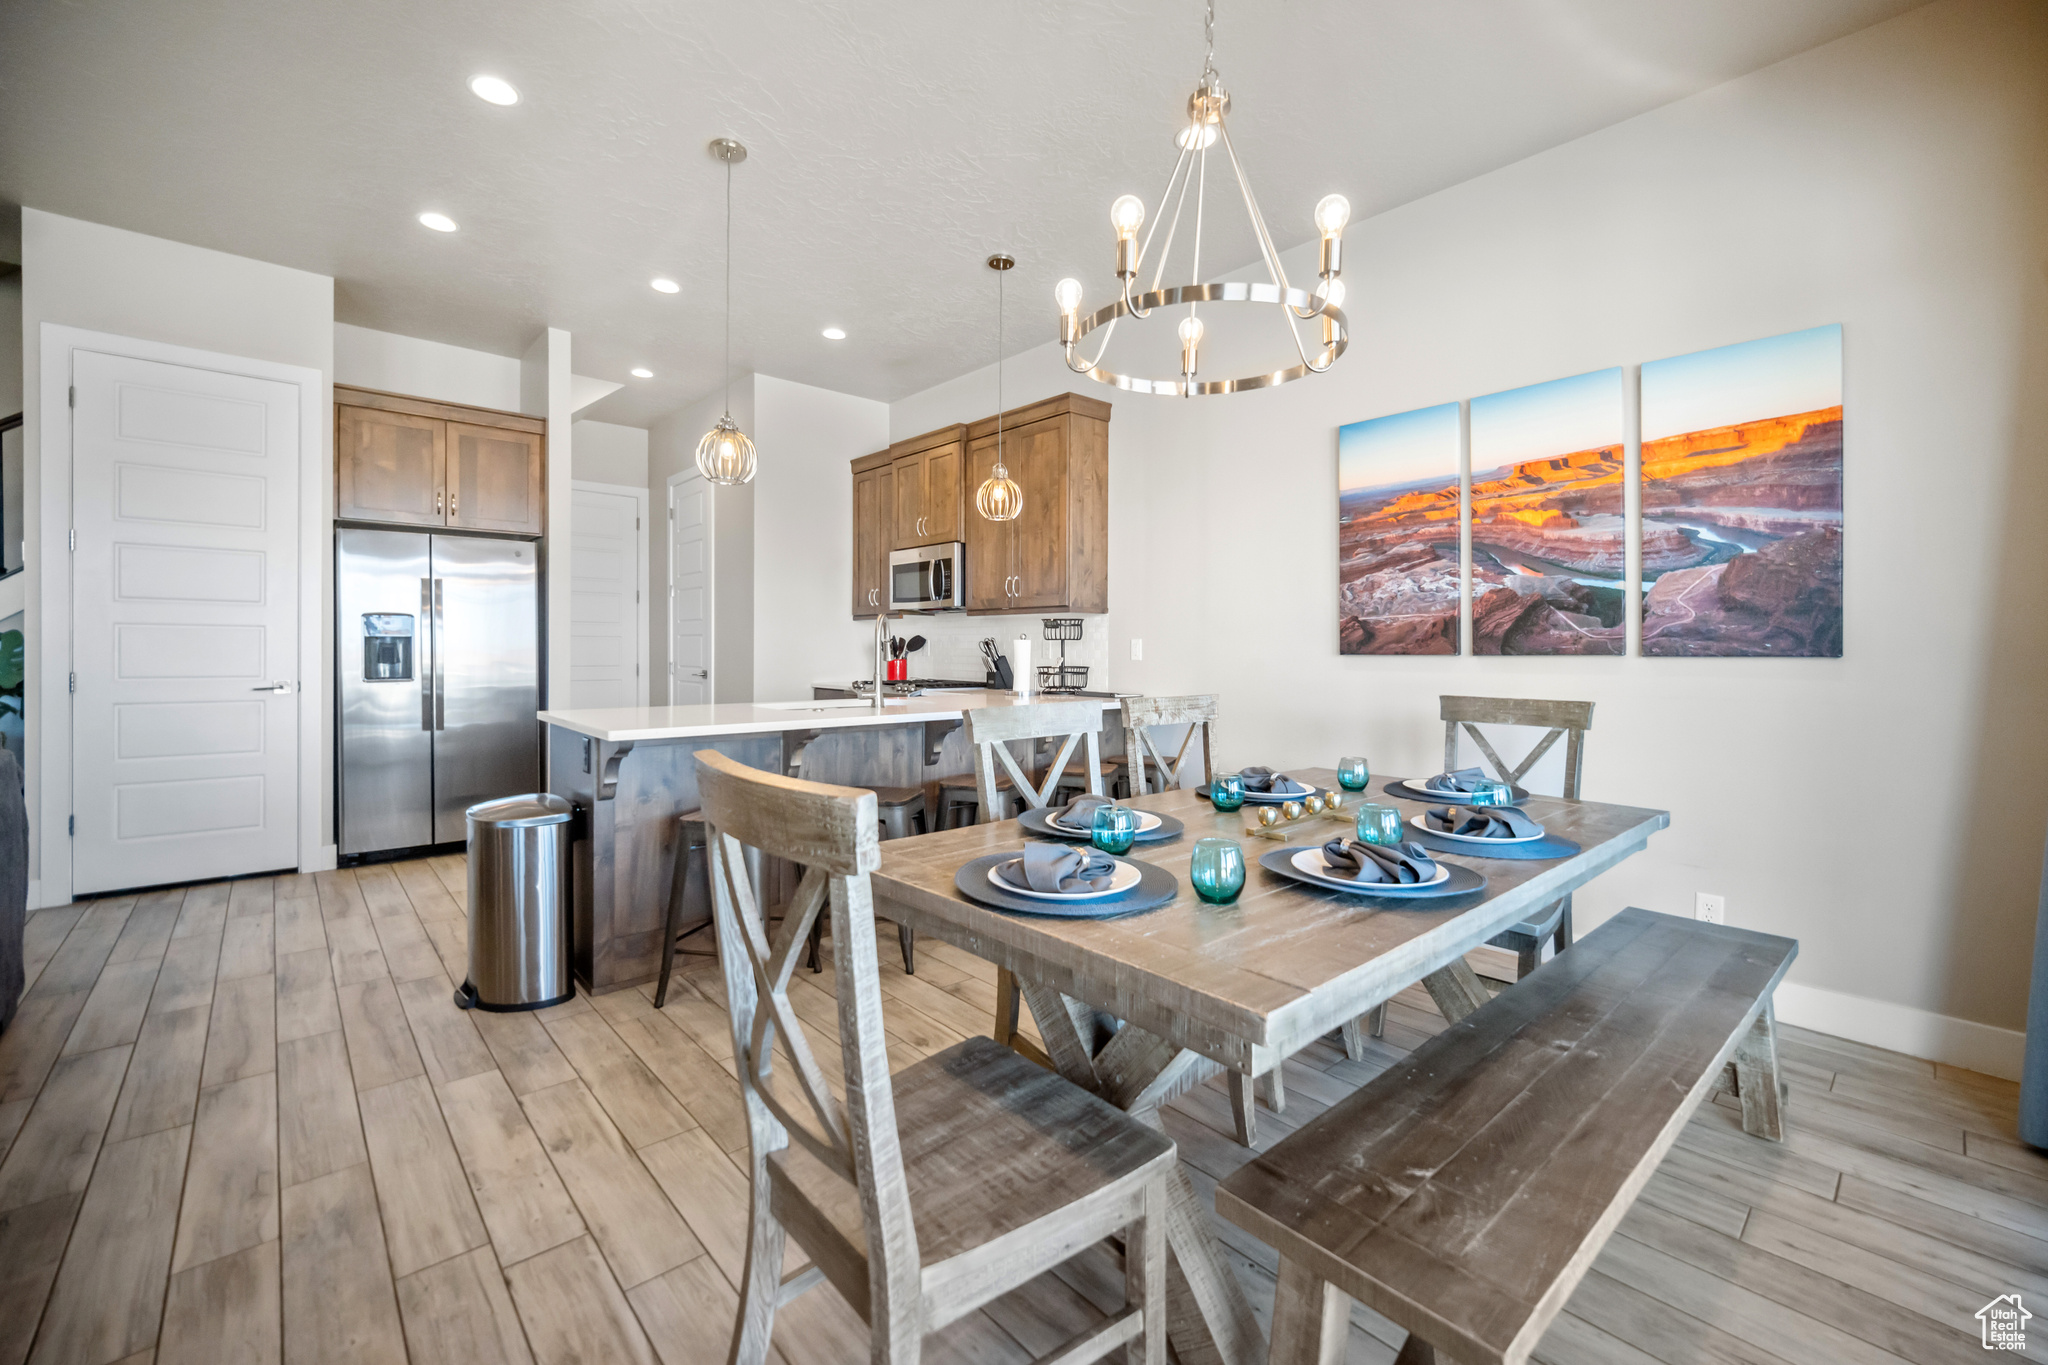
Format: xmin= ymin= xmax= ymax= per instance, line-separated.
xmin=539 ymin=689 xmax=1118 ymax=743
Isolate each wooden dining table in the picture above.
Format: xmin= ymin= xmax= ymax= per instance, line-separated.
xmin=870 ymin=768 xmax=1669 ymax=1365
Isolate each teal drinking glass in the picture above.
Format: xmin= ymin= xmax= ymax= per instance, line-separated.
xmin=1090 ymin=803 xmax=1138 ymax=855
xmin=1189 ymin=837 xmax=1247 ymax=904
xmin=1336 ymin=756 xmax=1370 ymax=792
xmin=1355 ymin=802 xmax=1404 ymax=846
xmin=1208 ymin=773 xmax=1245 ymax=811
xmin=1469 ymin=779 xmax=1513 ymax=807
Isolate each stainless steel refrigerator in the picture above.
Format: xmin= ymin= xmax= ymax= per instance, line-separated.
xmin=337 ymin=528 xmax=541 ymax=857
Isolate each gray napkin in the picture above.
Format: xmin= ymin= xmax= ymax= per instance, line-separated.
xmin=1054 ymin=794 xmax=1112 ymax=830
xmin=1423 ymin=767 xmax=1490 ymax=794
xmin=995 ymin=841 xmax=1119 ymax=893
xmin=1240 ymin=766 xmax=1309 ymax=797
xmin=1318 ymin=838 xmax=1440 ymax=884
xmin=1425 ymin=804 xmax=1543 ymax=838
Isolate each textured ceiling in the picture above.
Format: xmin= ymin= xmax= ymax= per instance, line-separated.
xmin=0 ymin=0 xmax=1923 ymax=426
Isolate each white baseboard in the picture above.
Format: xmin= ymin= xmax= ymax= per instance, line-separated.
xmin=1773 ymin=980 xmax=2026 ymax=1082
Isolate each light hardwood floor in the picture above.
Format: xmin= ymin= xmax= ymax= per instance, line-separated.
xmin=0 ymin=856 xmax=2041 ymax=1365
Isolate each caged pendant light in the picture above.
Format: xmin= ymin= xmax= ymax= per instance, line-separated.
xmin=1052 ymin=0 xmax=1351 ymax=397
xmin=975 ymin=254 xmax=1023 ymax=521
xmin=696 ymin=138 xmax=757 ymax=485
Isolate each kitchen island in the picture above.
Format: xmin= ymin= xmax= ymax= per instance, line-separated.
xmin=540 ymin=691 xmax=1125 ymax=993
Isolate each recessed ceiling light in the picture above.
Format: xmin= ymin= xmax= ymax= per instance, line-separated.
xmin=650 ymin=278 xmax=680 ymax=294
xmin=630 ymin=367 xmax=654 ymax=379
xmin=821 ymin=327 xmax=847 ymax=340
xmin=469 ymin=75 xmax=519 ymax=106
xmin=417 ymin=212 xmax=458 ymax=233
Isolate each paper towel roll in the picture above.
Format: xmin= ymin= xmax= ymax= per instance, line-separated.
xmin=1010 ymin=636 xmax=1032 ymax=696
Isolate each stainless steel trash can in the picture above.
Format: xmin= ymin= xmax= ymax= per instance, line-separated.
xmin=457 ymin=793 xmax=574 ymax=1011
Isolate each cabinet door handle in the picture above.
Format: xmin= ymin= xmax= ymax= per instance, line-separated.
xmin=436 ymin=489 xmax=444 ymax=515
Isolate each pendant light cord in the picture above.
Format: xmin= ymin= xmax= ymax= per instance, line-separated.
xmin=995 ymin=266 xmax=1004 ymax=471
xmin=722 ymin=155 xmax=733 ymax=421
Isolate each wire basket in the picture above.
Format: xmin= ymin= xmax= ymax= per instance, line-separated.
xmin=1041 ymin=618 xmax=1084 ymax=642
xmin=1037 ymin=664 xmax=1090 ymax=693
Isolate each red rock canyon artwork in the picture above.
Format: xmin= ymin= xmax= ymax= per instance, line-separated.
xmin=1336 ymin=402 xmax=1461 ymax=654
xmin=1639 ymin=325 xmax=1843 ymax=657
xmin=1468 ymin=367 xmax=1628 ymax=655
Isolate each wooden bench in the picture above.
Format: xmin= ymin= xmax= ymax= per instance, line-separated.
xmin=1216 ymin=907 xmax=1797 ymax=1365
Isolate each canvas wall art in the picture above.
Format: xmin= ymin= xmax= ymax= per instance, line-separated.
xmin=1467 ymin=367 xmax=1627 ymax=655
xmin=1639 ymin=324 xmax=1842 ymax=657
xmin=1337 ymin=402 xmax=1461 ymax=654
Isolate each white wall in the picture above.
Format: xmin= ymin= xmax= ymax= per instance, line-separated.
xmin=886 ymin=0 xmax=2048 ymax=1074
xmin=750 ymin=375 xmax=890 ymax=700
xmin=0 ymin=269 xmax=21 ymax=414
xmin=523 ymin=330 xmax=574 ymax=715
xmin=650 ymin=380 xmax=755 ymax=704
xmin=570 ymin=420 xmax=649 ymax=488
xmin=333 ymin=322 xmax=524 ymax=412
xmin=21 ymin=208 xmax=336 ymax=899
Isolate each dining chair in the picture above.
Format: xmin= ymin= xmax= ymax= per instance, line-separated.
xmin=1338 ymin=696 xmax=1594 ymax=1062
xmin=694 ymin=749 xmax=1172 ymax=1365
xmin=1120 ymin=694 xmax=1218 ymax=796
xmin=961 ymin=700 xmax=1109 ymax=1057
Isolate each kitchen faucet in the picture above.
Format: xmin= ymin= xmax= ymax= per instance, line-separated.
xmin=873 ymin=606 xmax=896 ymax=713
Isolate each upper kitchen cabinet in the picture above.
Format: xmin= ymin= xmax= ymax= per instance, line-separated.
xmin=447 ymin=422 xmax=544 ymax=534
xmin=889 ymin=424 xmax=966 ymax=549
xmin=964 ymin=393 xmax=1109 ymax=614
xmin=851 ymin=451 xmax=894 ymax=618
xmin=334 ymin=386 xmax=546 ymax=536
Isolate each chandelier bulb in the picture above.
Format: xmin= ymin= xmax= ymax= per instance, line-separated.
xmin=1314 ymin=193 xmax=1351 ymax=238
xmin=1110 ymin=194 xmax=1146 ymax=239
xmin=1054 ymin=277 xmax=1084 ymax=314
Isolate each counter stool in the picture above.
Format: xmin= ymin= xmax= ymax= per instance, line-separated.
xmin=936 ymin=771 xmax=1018 ymax=828
xmin=860 ymin=786 xmax=926 ymax=975
xmin=656 ymin=810 xmax=917 ymax=1008
xmin=1050 ymin=757 xmax=1128 ymax=803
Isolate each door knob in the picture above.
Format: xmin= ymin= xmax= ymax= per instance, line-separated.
xmin=252 ymin=680 xmax=293 ymax=694
xmin=691 ymin=668 xmax=709 ymax=679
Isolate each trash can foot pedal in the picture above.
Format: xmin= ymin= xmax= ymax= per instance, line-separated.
xmin=454 ymin=981 xmax=479 ymax=1010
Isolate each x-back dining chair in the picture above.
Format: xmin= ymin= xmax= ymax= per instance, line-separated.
xmin=1339 ymin=696 xmax=1595 ymax=1063
xmin=952 ymin=700 xmax=1111 ymax=1058
xmin=1120 ymin=694 xmax=1217 ymax=797
xmin=695 ymin=749 xmax=1171 ymax=1365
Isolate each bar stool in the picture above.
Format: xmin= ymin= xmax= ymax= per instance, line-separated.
xmin=860 ymin=786 xmax=926 ymax=975
xmin=655 ymin=809 xmax=918 ymax=1007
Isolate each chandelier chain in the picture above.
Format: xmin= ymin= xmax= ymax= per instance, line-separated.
xmin=1202 ymin=0 xmax=1217 ymax=82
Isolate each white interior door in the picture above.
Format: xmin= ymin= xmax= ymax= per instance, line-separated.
xmin=71 ymin=349 xmax=300 ymax=893
xmin=568 ymin=484 xmax=645 ymax=709
xmin=667 ymin=470 xmax=712 ymax=705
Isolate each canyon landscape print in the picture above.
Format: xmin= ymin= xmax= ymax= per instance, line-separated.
xmin=1640 ymin=325 xmax=1843 ymax=657
xmin=1337 ymin=401 xmax=1461 ymax=654
xmin=1468 ymin=367 xmax=1628 ymax=655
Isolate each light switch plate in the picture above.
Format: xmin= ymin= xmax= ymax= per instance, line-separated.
xmin=1130 ymin=638 xmax=1143 ymax=661
xmin=1695 ymin=892 xmax=1726 ymax=925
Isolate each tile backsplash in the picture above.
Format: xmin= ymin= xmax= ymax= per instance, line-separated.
xmin=845 ymin=612 xmax=1110 ymax=691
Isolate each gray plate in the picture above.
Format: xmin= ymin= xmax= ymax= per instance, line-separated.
xmin=1257 ymin=846 xmax=1488 ymax=901
xmin=953 ymin=852 xmax=1180 ymax=919
xmin=1195 ymin=783 xmax=1323 ymax=806
xmin=1382 ymin=777 xmax=1531 ymax=807
xmin=1405 ymin=826 xmax=1582 ymax=860
xmin=1018 ymin=806 xmax=1186 ymax=844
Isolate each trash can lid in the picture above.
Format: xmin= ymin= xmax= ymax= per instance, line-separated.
xmin=466 ymin=793 xmax=574 ymax=827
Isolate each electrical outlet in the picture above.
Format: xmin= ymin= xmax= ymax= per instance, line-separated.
xmin=1695 ymin=892 xmax=1726 ymax=925
xmin=1130 ymin=637 xmax=1144 ymax=661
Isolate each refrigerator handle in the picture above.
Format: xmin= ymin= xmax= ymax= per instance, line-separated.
xmin=420 ymin=577 xmax=435 ymax=731
xmin=433 ymin=577 xmax=447 ymax=731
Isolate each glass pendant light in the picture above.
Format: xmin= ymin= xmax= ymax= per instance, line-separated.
xmin=696 ymin=139 xmax=756 ymax=485
xmin=975 ymin=254 xmax=1023 ymax=521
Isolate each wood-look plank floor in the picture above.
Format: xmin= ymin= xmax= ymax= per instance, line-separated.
xmin=0 ymin=854 xmax=2040 ymax=1364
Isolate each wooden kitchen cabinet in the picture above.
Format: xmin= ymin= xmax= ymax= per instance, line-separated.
xmin=336 ymin=403 xmax=445 ymax=527
xmin=852 ymin=452 xmax=894 ymax=617
xmin=335 ymin=386 xmax=546 ymax=535
xmin=889 ymin=424 xmax=966 ymax=548
xmin=963 ymin=393 xmax=1110 ymax=614
xmin=850 ymin=395 xmax=1106 ymax=619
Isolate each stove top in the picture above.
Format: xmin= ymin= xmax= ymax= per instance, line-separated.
xmin=849 ymin=677 xmax=991 ymax=694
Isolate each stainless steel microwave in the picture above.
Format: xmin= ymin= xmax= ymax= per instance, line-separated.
xmin=889 ymin=542 xmax=965 ymax=612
